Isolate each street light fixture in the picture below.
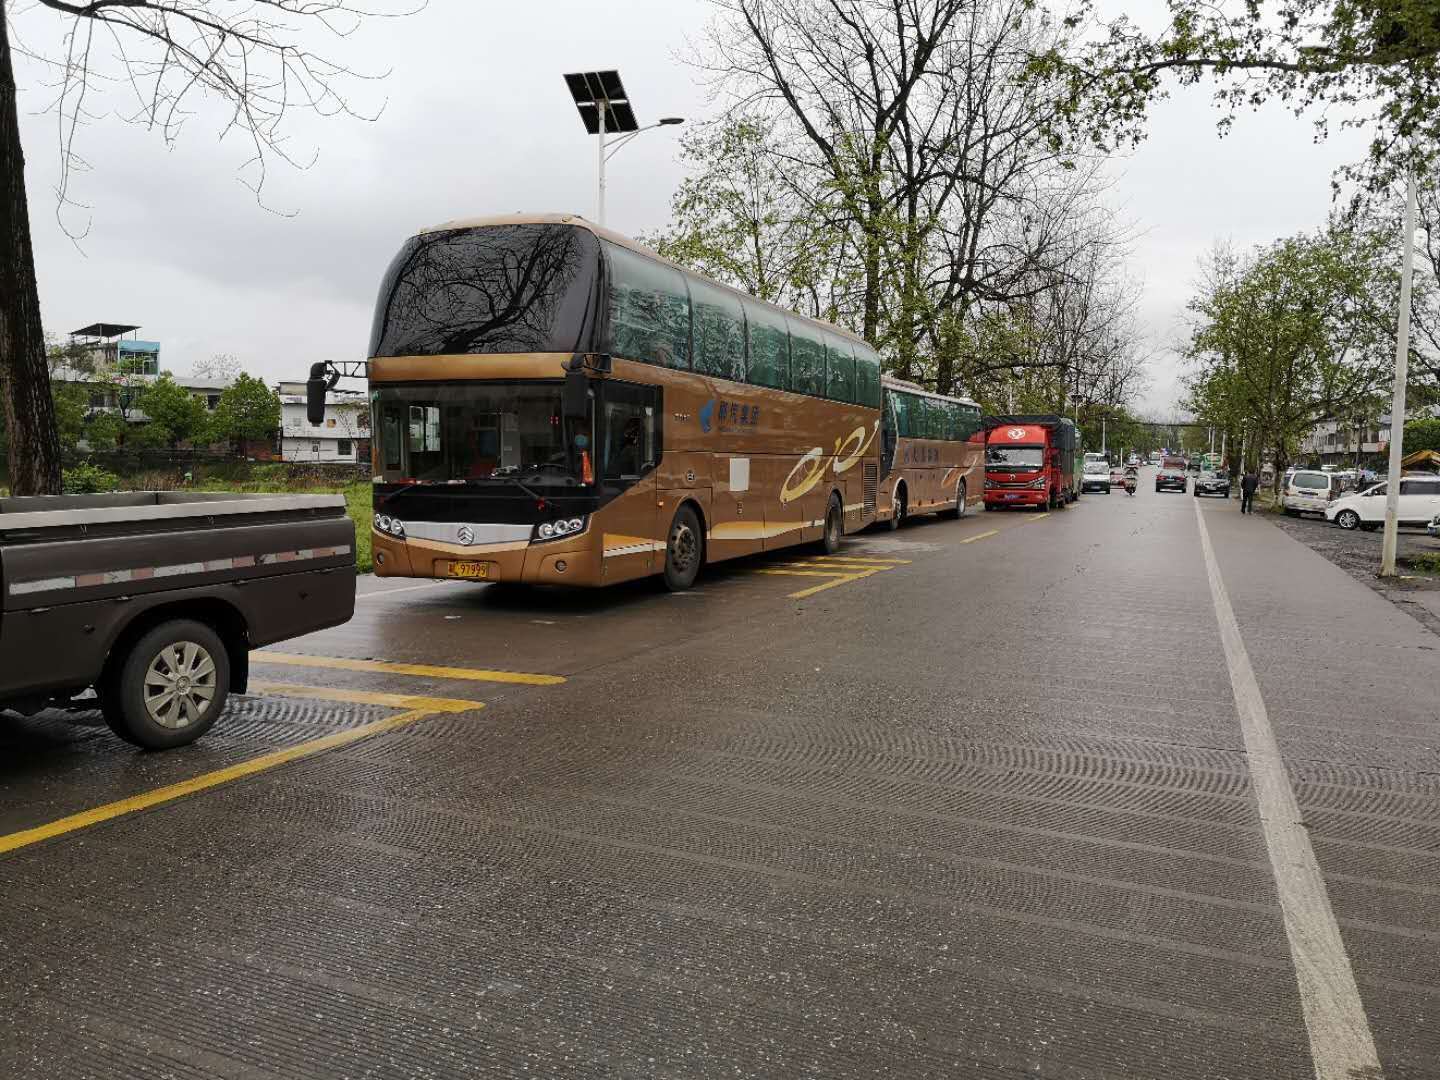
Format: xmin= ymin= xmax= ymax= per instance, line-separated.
xmin=562 ymin=69 xmax=683 ymax=227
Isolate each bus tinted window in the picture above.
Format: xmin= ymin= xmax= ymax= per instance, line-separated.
xmin=691 ymin=279 xmax=746 ymax=383
xmin=854 ymin=347 xmax=881 ymax=408
xmin=745 ymin=302 xmax=790 ymax=389
xmin=889 ymin=390 xmax=913 ymax=437
xmin=825 ymin=335 xmax=856 ymax=403
xmin=789 ymin=322 xmax=826 ymax=397
xmin=369 ymin=224 xmax=601 ymax=357
xmin=604 ymin=242 xmax=691 ymax=369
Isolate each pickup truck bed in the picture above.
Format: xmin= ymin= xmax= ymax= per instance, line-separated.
xmin=0 ymin=491 xmax=355 ymax=749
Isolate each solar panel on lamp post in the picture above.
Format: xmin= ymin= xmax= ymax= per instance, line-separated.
xmin=563 ymin=70 xmax=682 ymax=227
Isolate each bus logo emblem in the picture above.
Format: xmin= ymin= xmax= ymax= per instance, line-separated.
xmin=1006 ymin=427 xmax=1027 ymax=440
xmin=457 ymin=525 xmax=475 ymax=546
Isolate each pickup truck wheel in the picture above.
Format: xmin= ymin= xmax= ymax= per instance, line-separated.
xmin=106 ymin=620 xmax=230 ymax=750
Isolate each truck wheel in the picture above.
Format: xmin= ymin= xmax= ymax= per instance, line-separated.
xmin=105 ymin=619 xmax=230 ymax=750
xmin=820 ymin=494 xmax=843 ymax=553
xmin=662 ymin=504 xmax=703 ymax=591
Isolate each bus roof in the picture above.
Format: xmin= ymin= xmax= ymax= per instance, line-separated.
xmin=416 ymin=212 xmax=868 ymax=349
xmin=880 ymin=375 xmax=979 ymax=409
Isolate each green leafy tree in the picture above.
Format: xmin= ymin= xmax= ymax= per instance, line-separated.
xmin=210 ymin=374 xmax=280 ymax=450
xmin=51 ymin=381 xmax=89 ymax=452
xmin=138 ymin=374 xmax=209 ymax=448
xmin=1036 ymin=0 xmax=1440 ymax=190
xmin=84 ymin=411 xmax=127 ymax=452
xmin=128 ymin=422 xmax=170 ymax=450
xmin=1404 ymin=416 xmax=1440 ymax=453
xmin=1184 ymin=225 xmax=1402 ymax=487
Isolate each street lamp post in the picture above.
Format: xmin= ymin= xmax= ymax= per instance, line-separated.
xmin=1380 ymin=160 xmax=1419 ymax=578
xmin=563 ymin=70 xmax=682 ymax=227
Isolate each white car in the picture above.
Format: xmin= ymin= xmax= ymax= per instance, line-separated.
xmin=1080 ymin=461 xmax=1111 ymax=493
xmin=1282 ymin=469 xmax=1340 ymax=516
xmin=1325 ymin=475 xmax=1440 ymax=531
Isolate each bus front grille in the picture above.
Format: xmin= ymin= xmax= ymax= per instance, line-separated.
xmin=863 ymin=462 xmax=878 ymax=514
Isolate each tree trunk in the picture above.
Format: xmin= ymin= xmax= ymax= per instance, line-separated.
xmin=0 ymin=14 xmax=60 ymax=495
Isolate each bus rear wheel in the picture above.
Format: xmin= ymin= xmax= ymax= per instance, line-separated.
xmin=820 ymin=494 xmax=843 ymax=553
xmin=663 ymin=504 xmax=703 ymax=591
xmin=888 ymin=486 xmax=907 ymax=531
xmin=942 ymin=479 xmax=966 ymax=519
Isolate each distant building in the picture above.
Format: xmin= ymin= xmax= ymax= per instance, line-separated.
xmin=69 ymin=323 xmax=160 ymax=376
xmin=1300 ymin=406 xmax=1440 ymax=466
xmin=276 ymin=380 xmax=368 ymax=464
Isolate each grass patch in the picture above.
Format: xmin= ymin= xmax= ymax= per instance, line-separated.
xmin=1404 ymin=551 xmax=1440 ymax=576
xmin=195 ymin=478 xmax=372 ymax=573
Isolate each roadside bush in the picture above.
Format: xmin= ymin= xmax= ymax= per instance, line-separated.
xmin=62 ymin=463 xmax=121 ymax=494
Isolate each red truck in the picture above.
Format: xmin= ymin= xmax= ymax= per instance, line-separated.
xmin=982 ymin=414 xmax=1080 ymax=511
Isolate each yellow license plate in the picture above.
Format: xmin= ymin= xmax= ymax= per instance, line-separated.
xmin=449 ymin=560 xmax=489 ymax=580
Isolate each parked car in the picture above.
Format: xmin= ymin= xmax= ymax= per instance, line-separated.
xmin=1281 ymin=469 xmax=1342 ymax=517
xmin=1193 ymin=470 xmax=1230 ymax=498
xmin=0 ymin=491 xmax=356 ymax=749
xmin=1325 ymin=476 xmax=1440 ymax=531
xmin=1155 ymin=466 xmax=1187 ymax=493
xmin=1081 ymin=460 xmax=1112 ymax=494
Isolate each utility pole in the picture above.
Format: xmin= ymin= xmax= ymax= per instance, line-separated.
xmin=1381 ymin=160 xmax=1419 ymax=578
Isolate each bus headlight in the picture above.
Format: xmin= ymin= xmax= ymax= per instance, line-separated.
xmin=533 ymin=516 xmax=587 ymax=543
xmin=373 ymin=513 xmax=405 ymax=539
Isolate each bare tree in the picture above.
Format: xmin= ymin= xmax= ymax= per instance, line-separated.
xmin=2 ymin=0 xmax=413 ymax=495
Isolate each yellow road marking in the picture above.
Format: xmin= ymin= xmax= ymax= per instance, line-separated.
xmin=809 ymin=555 xmax=912 ymax=565
xmin=757 ymin=568 xmax=852 ymax=578
xmin=0 ymin=684 xmax=484 ymax=857
xmin=247 ymin=681 xmax=481 ymax=712
xmin=1026 ymin=512 xmax=1050 ymax=522
xmin=252 ymin=652 xmax=566 ymax=686
xmin=960 ymin=529 xmax=1000 ymax=544
xmin=786 ymin=569 xmax=882 ymax=599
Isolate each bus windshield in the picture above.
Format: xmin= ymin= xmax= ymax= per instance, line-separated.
xmin=369 ymin=224 xmax=601 ymax=357
xmin=986 ymin=446 xmax=1044 ymax=469
xmin=373 ymin=383 xmax=585 ymax=487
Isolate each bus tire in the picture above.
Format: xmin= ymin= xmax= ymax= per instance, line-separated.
xmin=888 ymin=484 xmax=907 ymax=530
xmin=663 ymin=504 xmax=704 ymax=591
xmin=820 ymin=493 xmax=843 ymax=553
xmin=942 ymin=479 xmax=965 ymax=519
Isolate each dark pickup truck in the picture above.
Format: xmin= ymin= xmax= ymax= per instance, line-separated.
xmin=0 ymin=491 xmax=355 ymax=749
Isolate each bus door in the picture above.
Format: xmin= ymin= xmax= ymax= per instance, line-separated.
xmin=881 ymin=392 xmax=898 ymax=476
xmin=597 ymin=382 xmax=662 ymax=583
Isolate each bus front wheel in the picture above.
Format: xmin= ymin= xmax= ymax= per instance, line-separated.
xmin=820 ymin=494 xmax=843 ymax=553
xmin=942 ymin=479 xmax=966 ymax=519
xmin=663 ymin=504 xmax=704 ymax=591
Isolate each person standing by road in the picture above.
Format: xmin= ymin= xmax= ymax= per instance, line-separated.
xmin=1240 ymin=468 xmax=1260 ymax=514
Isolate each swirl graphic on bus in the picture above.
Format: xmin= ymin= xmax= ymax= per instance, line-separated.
xmin=779 ymin=421 xmax=880 ymax=503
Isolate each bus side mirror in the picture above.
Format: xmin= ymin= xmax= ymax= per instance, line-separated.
xmin=306 ymin=362 xmax=329 ymax=426
xmin=563 ymin=368 xmax=589 ymax=421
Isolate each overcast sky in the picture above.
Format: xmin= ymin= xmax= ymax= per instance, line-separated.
xmin=13 ymin=0 xmax=1370 ymax=416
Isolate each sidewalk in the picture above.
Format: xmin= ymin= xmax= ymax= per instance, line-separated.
xmin=1199 ymin=496 xmax=1440 ymax=1077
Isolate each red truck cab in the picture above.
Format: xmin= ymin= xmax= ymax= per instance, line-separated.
xmin=983 ymin=415 xmax=1078 ymax=510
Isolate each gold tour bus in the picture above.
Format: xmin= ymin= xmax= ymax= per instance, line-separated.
xmin=879 ymin=376 xmax=984 ymax=528
xmin=311 ymin=213 xmax=893 ymax=590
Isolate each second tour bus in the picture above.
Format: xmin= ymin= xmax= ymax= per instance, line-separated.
xmin=356 ymin=214 xmax=885 ymax=590
xmin=880 ymin=377 xmax=984 ymax=527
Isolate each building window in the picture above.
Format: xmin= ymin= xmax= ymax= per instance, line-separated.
xmin=337 ymin=439 xmax=352 ymax=456
xmin=311 ymin=441 xmax=321 ymax=454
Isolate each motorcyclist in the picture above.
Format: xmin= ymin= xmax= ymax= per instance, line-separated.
xmin=1123 ymin=465 xmax=1138 ymax=495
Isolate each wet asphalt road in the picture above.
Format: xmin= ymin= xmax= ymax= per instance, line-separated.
xmin=3 ymin=472 xmax=1439 ymax=1079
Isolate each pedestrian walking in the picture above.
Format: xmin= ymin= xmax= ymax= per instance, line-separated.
xmin=1240 ymin=469 xmax=1260 ymax=514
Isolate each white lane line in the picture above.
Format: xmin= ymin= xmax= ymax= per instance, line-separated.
xmin=355 ymin=581 xmax=450 ymax=601
xmin=1192 ymin=498 xmax=1382 ymax=1079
